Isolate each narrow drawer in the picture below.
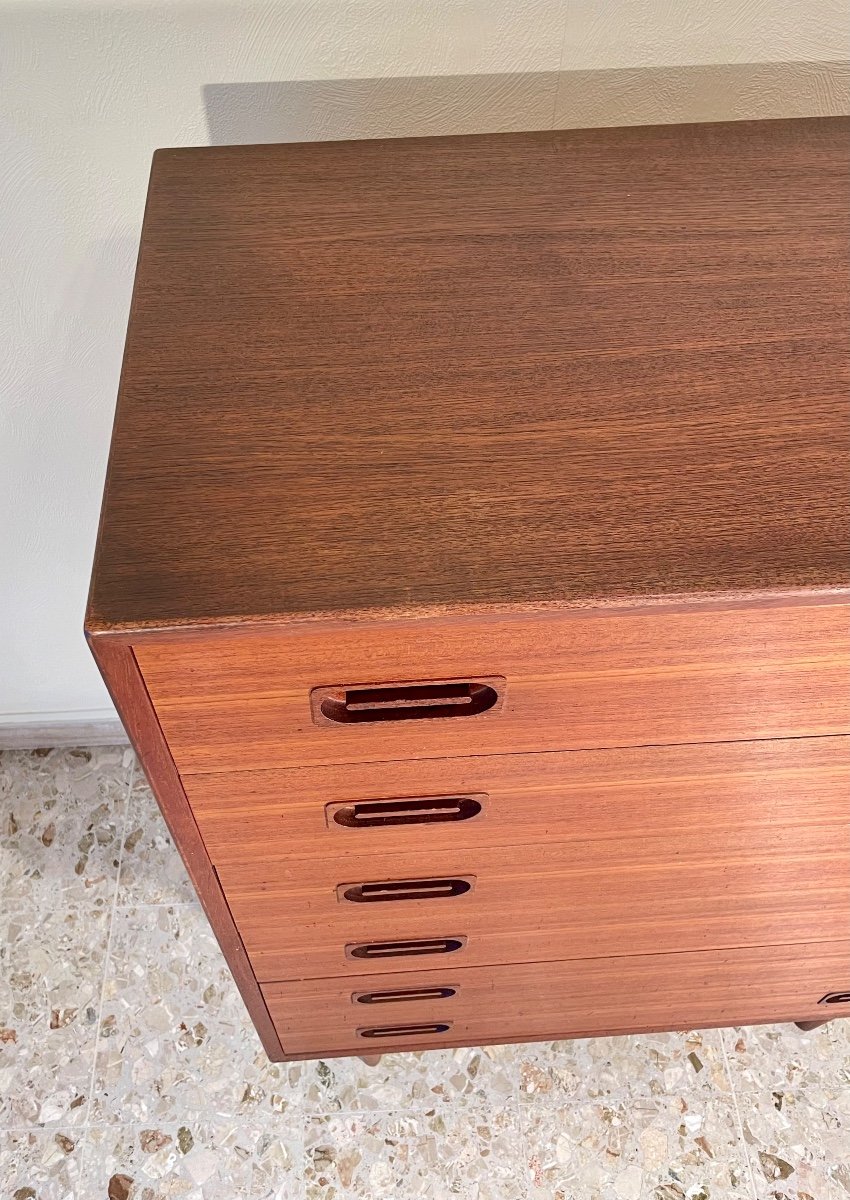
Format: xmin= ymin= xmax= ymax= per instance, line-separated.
xmin=185 ymin=736 xmax=850 ymax=863
xmin=261 ymin=941 xmax=850 ymax=1058
xmin=134 ymin=601 xmax=849 ymax=773
xmin=217 ymin=823 xmax=850 ymax=981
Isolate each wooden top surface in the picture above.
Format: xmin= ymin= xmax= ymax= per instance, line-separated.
xmin=88 ymin=117 xmax=850 ymax=632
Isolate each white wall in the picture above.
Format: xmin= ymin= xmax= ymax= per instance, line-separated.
xmin=1 ymin=0 xmax=847 ymax=730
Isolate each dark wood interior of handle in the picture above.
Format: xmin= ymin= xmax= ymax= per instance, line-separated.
xmin=328 ymin=794 xmax=485 ymax=829
xmin=346 ymin=937 xmax=467 ymax=960
xmin=819 ymin=991 xmax=850 ymax=1005
xmin=358 ymin=1022 xmax=452 ymax=1039
xmin=353 ymin=986 xmax=459 ymax=1005
xmin=339 ymin=877 xmax=474 ymax=903
xmin=315 ymin=679 xmax=502 ymax=724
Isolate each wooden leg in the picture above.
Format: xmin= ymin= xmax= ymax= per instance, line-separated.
xmin=794 ymin=1019 xmax=831 ymax=1032
xmin=358 ymin=1054 xmax=383 ymax=1066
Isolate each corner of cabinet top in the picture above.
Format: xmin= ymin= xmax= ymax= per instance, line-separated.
xmin=87 ymin=119 xmax=850 ymax=635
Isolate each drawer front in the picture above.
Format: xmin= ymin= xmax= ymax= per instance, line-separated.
xmin=186 ymin=737 xmax=850 ymax=863
xmin=135 ymin=602 xmax=849 ymax=773
xmin=217 ymin=824 xmax=850 ymax=981
xmin=262 ymin=941 xmax=850 ymax=1058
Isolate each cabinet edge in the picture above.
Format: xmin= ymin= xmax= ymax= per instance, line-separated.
xmin=86 ymin=630 xmax=286 ymax=1061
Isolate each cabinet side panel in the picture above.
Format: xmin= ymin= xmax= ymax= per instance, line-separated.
xmin=86 ymin=632 xmax=285 ymax=1060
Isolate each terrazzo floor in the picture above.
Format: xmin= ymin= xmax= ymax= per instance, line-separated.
xmin=1 ymin=747 xmax=848 ymax=1200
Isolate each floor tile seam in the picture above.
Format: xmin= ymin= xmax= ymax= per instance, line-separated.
xmin=511 ymin=1064 xmax=533 ymax=1200
xmin=719 ymin=1026 xmax=759 ymax=1200
xmin=79 ymin=756 xmax=136 ymax=1167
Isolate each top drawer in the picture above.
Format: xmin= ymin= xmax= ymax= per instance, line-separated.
xmin=134 ymin=601 xmax=849 ymax=774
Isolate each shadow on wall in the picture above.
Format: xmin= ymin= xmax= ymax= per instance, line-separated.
xmin=203 ymin=60 xmax=849 ymax=144
xmin=1 ymin=228 xmax=139 ymax=718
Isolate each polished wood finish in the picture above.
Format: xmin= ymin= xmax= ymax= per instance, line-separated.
xmin=87 ymin=118 xmax=849 ymax=634
xmin=87 ymin=118 xmax=850 ymax=1062
xmin=183 ymin=736 xmax=850 ymax=863
xmin=220 ymin=822 xmax=849 ymax=982
xmin=134 ymin=602 xmax=848 ymax=773
xmin=262 ymin=942 xmax=850 ymax=1058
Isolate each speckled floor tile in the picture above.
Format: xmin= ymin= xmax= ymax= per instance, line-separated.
xmin=250 ymin=1122 xmax=304 ymax=1199
xmin=0 ymin=747 xmax=133 ymax=910
xmin=723 ymin=1021 xmax=850 ymax=1093
xmin=518 ymin=1028 xmax=728 ymax=1104
xmin=4 ymin=744 xmax=847 ymax=1200
xmin=303 ymin=1103 xmax=525 ymax=1199
xmin=82 ymin=1117 xmax=296 ymax=1199
xmin=0 ymin=1128 xmax=83 ymax=1199
xmin=739 ymin=1087 xmax=850 ymax=1200
xmin=302 ymin=1043 xmax=518 ymax=1113
xmin=522 ymin=1093 xmax=752 ymax=1199
xmin=0 ymin=902 xmax=110 ymax=1127
xmin=117 ymin=775 xmax=195 ymax=907
xmin=90 ymin=905 xmax=305 ymax=1124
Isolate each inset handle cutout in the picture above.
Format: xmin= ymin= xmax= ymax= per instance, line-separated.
xmin=311 ymin=677 xmax=504 ymax=726
xmin=346 ymin=936 xmax=467 ymax=961
xmin=328 ymin=794 xmax=485 ymax=830
xmin=354 ymin=986 xmax=458 ymax=1005
xmin=339 ymin=877 xmax=474 ymax=904
xmin=819 ymin=991 xmax=850 ymax=1005
xmin=358 ymin=1023 xmax=452 ymax=1039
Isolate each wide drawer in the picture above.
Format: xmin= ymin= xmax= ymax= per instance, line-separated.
xmin=262 ymin=941 xmax=850 ymax=1058
xmin=135 ymin=601 xmax=849 ymax=773
xmin=218 ymin=824 xmax=850 ymax=981
xmin=187 ymin=736 xmax=850 ymax=863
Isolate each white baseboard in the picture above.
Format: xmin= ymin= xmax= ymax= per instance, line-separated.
xmin=0 ymin=712 xmax=129 ymax=749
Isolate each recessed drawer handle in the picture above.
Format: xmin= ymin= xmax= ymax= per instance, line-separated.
xmin=339 ymin=877 xmax=474 ymax=903
xmin=358 ymin=1022 xmax=452 ymax=1039
xmin=346 ymin=936 xmax=467 ymax=960
xmin=311 ymin=677 xmax=504 ymax=725
xmin=354 ymin=986 xmax=458 ymax=1005
xmin=819 ymin=991 xmax=850 ymax=1005
xmin=328 ymin=794 xmax=485 ymax=829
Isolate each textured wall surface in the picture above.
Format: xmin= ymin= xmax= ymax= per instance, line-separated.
xmin=1 ymin=0 xmax=848 ymax=727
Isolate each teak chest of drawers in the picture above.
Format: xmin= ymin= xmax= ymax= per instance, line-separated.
xmin=87 ymin=117 xmax=850 ymax=1061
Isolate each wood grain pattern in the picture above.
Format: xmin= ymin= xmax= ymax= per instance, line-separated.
xmin=86 ymin=118 xmax=850 ymax=633
xmin=216 ymin=823 xmax=850 ymax=982
xmin=85 ymin=633 xmax=284 ymax=1059
xmin=86 ymin=118 xmax=850 ymax=1062
xmin=184 ymin=736 xmax=850 ymax=863
xmin=134 ymin=602 xmax=849 ymax=772
xmin=262 ymin=942 xmax=850 ymax=1058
